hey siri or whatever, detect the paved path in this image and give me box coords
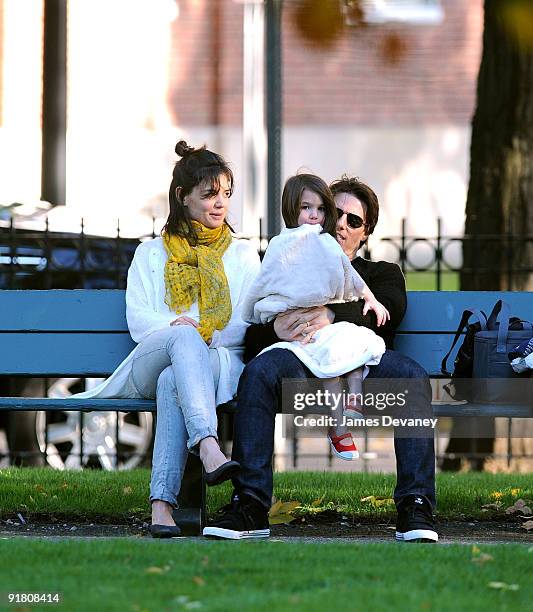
[1,520,531,545]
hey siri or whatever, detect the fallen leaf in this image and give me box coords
[123,486,133,495]
[472,553,494,565]
[481,502,502,512]
[145,565,170,574]
[360,495,395,509]
[521,520,533,531]
[201,556,209,567]
[269,500,283,515]
[192,576,205,586]
[268,500,301,525]
[488,582,519,591]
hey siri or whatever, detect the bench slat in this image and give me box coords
[432,403,532,418]
[3,290,532,333]
[394,333,458,375]
[1,397,529,418]
[0,290,128,331]
[398,291,533,332]
[0,398,156,410]
[0,333,135,376]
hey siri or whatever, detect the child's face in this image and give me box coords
[297,189,326,227]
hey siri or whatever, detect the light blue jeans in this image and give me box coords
[129,325,220,508]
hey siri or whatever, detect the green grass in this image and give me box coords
[1,469,531,521]
[0,539,531,611]
[405,271,459,291]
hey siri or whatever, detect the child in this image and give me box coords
[243,173,389,460]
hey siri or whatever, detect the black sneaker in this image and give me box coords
[395,494,438,543]
[203,493,270,540]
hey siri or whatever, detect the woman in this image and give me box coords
[74,141,260,538]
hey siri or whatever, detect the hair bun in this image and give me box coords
[175,140,195,158]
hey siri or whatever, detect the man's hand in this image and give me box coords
[274,306,334,345]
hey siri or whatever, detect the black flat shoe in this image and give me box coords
[204,460,240,487]
[149,524,182,538]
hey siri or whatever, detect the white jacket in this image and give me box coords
[73,236,261,404]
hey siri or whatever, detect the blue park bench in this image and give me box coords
[1,289,532,534]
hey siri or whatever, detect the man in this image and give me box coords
[203,176,437,543]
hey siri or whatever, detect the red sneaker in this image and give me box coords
[328,432,360,461]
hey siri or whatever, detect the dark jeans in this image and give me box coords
[231,348,436,509]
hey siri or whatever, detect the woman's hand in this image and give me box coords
[274,306,334,345]
[170,316,199,328]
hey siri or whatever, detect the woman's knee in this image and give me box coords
[167,323,203,342]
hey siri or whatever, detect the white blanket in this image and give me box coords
[259,321,385,377]
[243,224,385,377]
[242,224,366,324]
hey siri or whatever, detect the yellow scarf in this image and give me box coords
[162,222,232,342]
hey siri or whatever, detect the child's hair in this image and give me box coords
[163,140,234,244]
[281,173,337,237]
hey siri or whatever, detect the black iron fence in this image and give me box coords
[0,218,151,290]
[257,217,533,291]
[2,215,533,290]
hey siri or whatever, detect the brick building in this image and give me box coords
[0,0,483,244]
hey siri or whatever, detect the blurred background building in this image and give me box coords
[0,0,482,247]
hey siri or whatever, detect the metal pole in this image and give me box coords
[242,0,267,235]
[41,0,67,206]
[265,0,282,238]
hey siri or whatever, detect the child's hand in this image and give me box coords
[362,292,390,327]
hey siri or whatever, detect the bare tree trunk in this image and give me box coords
[448,1,533,470]
[461,0,533,291]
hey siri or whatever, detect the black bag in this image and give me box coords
[442,300,532,403]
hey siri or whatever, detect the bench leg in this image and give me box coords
[172,453,206,536]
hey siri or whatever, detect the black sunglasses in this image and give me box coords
[336,208,366,230]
